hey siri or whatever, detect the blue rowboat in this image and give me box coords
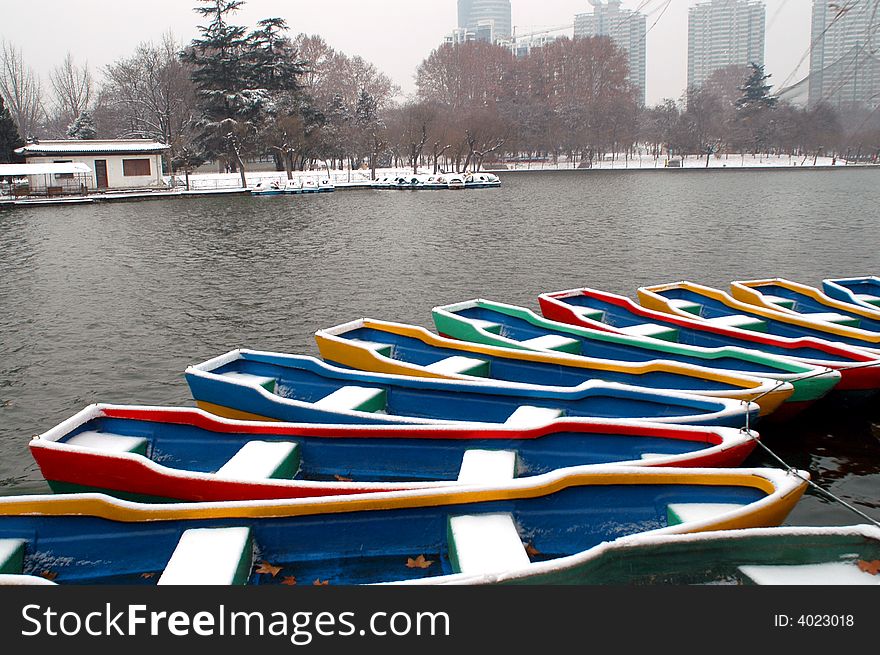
[823,276,880,311]
[433,298,839,414]
[185,350,757,427]
[731,278,880,333]
[315,319,793,417]
[639,281,880,353]
[30,404,759,503]
[538,288,880,397]
[0,465,806,585]
[402,525,880,585]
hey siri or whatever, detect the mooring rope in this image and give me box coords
[740,360,880,529]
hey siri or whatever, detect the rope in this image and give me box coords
[739,359,880,529]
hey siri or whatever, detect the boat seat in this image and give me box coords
[666,503,745,526]
[351,339,394,357]
[0,540,25,574]
[573,307,607,322]
[668,298,703,315]
[738,562,880,585]
[802,312,861,328]
[457,449,517,484]
[703,315,767,332]
[519,334,581,355]
[158,527,253,586]
[469,319,503,335]
[505,405,563,427]
[313,386,387,413]
[423,355,490,377]
[854,293,880,307]
[215,441,300,480]
[0,574,57,586]
[761,294,796,310]
[65,430,149,456]
[448,513,531,575]
[223,372,277,393]
[617,323,680,341]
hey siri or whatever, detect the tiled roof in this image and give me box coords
[16,140,170,154]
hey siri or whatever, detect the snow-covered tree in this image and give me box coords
[0,94,24,162]
[67,110,97,139]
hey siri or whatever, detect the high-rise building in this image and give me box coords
[457,0,512,42]
[687,0,766,90]
[808,0,880,108]
[574,0,647,105]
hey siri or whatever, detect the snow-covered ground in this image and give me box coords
[165,154,860,191]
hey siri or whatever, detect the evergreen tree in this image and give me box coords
[0,94,24,163]
[67,110,98,139]
[735,63,777,113]
[247,18,306,92]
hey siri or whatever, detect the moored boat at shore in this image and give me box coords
[315,318,793,417]
[433,298,839,416]
[823,276,880,311]
[0,465,806,585]
[29,404,759,503]
[731,278,880,332]
[185,349,758,427]
[410,524,880,585]
[538,287,880,398]
[640,281,880,352]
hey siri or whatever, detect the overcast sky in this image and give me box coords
[0,0,812,105]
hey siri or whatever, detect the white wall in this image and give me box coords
[25,153,166,191]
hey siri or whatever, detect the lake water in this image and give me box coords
[0,168,878,526]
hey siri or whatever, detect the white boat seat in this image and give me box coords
[65,430,149,456]
[854,293,880,307]
[519,334,581,354]
[738,562,880,585]
[448,513,531,575]
[351,339,394,357]
[0,540,25,574]
[158,527,253,586]
[802,312,860,327]
[573,307,606,322]
[617,323,680,341]
[457,450,517,484]
[668,298,703,315]
[704,315,767,332]
[215,441,300,480]
[423,355,490,377]
[0,574,57,586]
[666,503,745,526]
[761,294,796,310]
[469,319,503,335]
[505,405,563,427]
[223,372,277,393]
[313,386,387,413]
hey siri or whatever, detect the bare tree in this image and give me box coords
[50,53,94,131]
[0,40,44,140]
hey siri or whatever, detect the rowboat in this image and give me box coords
[464,172,501,188]
[433,298,839,415]
[407,525,880,585]
[538,288,880,396]
[315,319,793,417]
[29,404,759,503]
[0,465,806,585]
[731,278,880,333]
[186,350,757,427]
[639,281,880,353]
[823,276,880,311]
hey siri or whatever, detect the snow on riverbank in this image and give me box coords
[165,154,863,191]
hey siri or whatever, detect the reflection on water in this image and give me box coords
[0,169,878,525]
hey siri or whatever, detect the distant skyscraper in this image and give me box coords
[457,0,512,42]
[808,0,880,108]
[687,0,766,90]
[574,0,647,106]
